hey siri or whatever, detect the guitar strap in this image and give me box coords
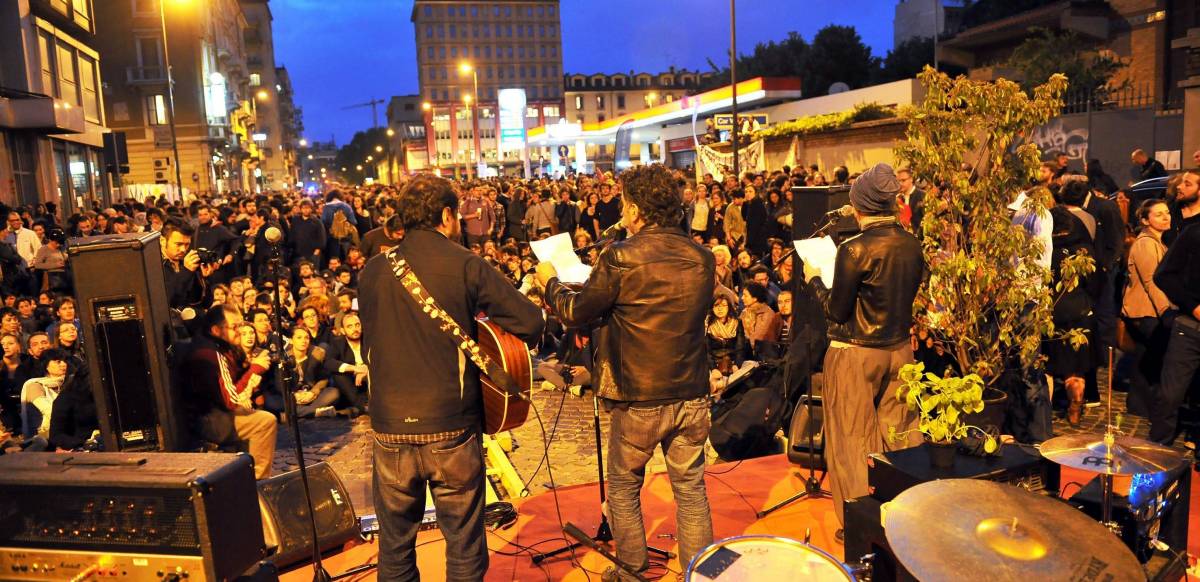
[384,247,524,400]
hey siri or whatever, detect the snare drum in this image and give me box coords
[686,535,855,581]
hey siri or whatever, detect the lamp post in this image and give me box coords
[460,62,480,178]
[385,127,396,183]
[422,101,439,175]
[729,0,739,181]
[158,0,185,197]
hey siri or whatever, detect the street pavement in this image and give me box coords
[272,381,1159,518]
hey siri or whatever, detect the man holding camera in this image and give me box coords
[160,217,218,310]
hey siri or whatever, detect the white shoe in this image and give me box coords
[314,406,336,418]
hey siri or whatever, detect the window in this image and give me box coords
[598,115,606,123]
[450,47,457,58]
[543,105,559,117]
[437,25,444,38]
[574,95,583,110]
[423,5,431,16]
[539,25,545,37]
[249,72,260,86]
[540,46,547,58]
[538,6,545,16]
[498,67,504,79]
[505,7,511,16]
[426,47,434,59]
[508,66,514,78]
[596,96,605,109]
[507,46,513,58]
[526,107,538,118]
[132,0,155,15]
[458,6,465,16]
[474,46,480,58]
[493,6,500,16]
[551,47,557,57]
[72,0,91,31]
[617,94,625,109]
[439,46,446,59]
[530,87,538,99]
[79,55,99,122]
[471,6,478,16]
[57,44,80,106]
[519,66,526,79]
[494,24,501,37]
[485,46,491,58]
[38,31,56,97]
[517,25,523,38]
[506,25,512,37]
[449,24,456,38]
[426,25,433,38]
[472,25,478,38]
[146,94,167,125]
[518,46,525,58]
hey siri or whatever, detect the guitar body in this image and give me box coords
[476,317,533,434]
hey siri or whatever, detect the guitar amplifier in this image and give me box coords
[0,453,265,581]
[868,443,1059,503]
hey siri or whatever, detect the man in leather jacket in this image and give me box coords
[803,163,924,542]
[538,165,715,579]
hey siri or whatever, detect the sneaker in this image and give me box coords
[539,380,557,392]
[1085,401,1101,409]
[314,406,336,418]
[567,385,584,397]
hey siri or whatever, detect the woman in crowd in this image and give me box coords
[287,326,338,418]
[712,245,735,290]
[54,321,81,359]
[48,364,97,451]
[708,191,727,243]
[0,333,34,433]
[19,349,69,440]
[740,282,781,354]
[706,296,749,374]
[1121,198,1174,417]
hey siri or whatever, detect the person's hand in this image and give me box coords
[354,363,369,376]
[354,371,367,386]
[251,351,271,370]
[802,260,821,284]
[570,366,588,378]
[294,389,316,405]
[535,262,557,287]
[200,262,218,278]
[183,250,201,272]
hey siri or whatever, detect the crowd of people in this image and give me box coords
[0,146,1193,482]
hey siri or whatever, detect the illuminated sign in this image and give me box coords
[498,88,527,150]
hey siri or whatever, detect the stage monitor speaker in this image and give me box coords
[790,185,857,243]
[786,394,824,470]
[868,443,1059,503]
[257,462,359,569]
[0,452,265,582]
[69,232,185,452]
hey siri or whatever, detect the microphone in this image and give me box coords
[824,205,854,218]
[598,221,624,240]
[264,226,283,244]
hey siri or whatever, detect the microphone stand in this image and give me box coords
[756,213,844,518]
[266,232,331,582]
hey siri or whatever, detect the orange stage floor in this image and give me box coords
[281,453,1200,581]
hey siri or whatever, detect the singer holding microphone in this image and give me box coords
[802,163,924,542]
[536,165,715,578]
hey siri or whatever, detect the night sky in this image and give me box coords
[272,0,899,145]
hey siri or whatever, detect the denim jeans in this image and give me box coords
[1151,315,1200,444]
[606,396,713,578]
[373,430,487,582]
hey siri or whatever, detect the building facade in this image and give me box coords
[0,0,108,214]
[382,94,429,181]
[892,0,964,49]
[411,0,564,175]
[563,68,713,125]
[240,0,297,191]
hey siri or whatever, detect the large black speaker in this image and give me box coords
[257,462,359,568]
[69,232,184,452]
[790,185,857,243]
[786,393,824,469]
[0,452,266,581]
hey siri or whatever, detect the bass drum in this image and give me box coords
[686,535,855,581]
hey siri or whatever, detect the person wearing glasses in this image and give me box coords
[4,212,39,268]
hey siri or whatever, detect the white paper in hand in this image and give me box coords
[793,236,837,286]
[530,233,593,284]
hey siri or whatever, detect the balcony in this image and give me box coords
[0,88,85,134]
[127,66,167,85]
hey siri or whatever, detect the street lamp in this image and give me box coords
[459,62,480,177]
[298,138,308,147]
[256,89,269,101]
[366,156,373,162]
[386,128,395,137]
[375,145,383,153]
[157,0,189,197]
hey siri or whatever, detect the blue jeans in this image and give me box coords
[606,396,713,578]
[372,430,487,581]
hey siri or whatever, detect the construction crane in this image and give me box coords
[341,98,386,129]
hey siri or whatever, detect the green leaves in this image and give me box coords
[894,363,989,445]
[896,67,1075,389]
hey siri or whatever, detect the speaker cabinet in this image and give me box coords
[257,462,358,568]
[790,185,857,243]
[786,394,824,470]
[69,232,184,452]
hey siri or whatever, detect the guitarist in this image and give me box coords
[358,174,544,582]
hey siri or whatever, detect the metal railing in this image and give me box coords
[1061,84,1183,115]
[126,66,166,84]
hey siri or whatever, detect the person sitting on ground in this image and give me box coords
[19,348,70,442]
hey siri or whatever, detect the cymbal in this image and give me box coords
[885,479,1143,582]
[1039,433,1183,476]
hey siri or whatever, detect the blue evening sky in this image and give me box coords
[271,0,899,144]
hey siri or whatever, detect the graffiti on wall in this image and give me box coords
[1030,118,1089,161]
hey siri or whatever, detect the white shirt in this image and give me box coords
[692,199,709,232]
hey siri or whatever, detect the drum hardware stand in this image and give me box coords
[1099,346,1121,535]
[564,522,650,582]
[533,394,671,564]
[265,236,331,582]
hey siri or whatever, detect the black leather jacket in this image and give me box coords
[814,220,923,347]
[545,226,714,402]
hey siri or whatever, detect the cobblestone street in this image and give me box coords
[272,375,1164,520]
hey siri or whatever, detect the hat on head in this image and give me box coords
[849,163,901,215]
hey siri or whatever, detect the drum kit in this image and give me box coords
[687,350,1188,581]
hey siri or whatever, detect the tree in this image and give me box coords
[1006,28,1125,98]
[806,25,880,95]
[335,127,388,184]
[895,67,1093,384]
[701,32,810,92]
[876,37,967,84]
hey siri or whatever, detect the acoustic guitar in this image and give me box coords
[475,317,533,434]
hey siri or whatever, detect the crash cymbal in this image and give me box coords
[885,479,1143,582]
[1039,433,1183,476]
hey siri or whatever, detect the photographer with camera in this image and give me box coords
[194,205,238,285]
[160,217,217,310]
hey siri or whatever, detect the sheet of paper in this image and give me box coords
[793,236,837,287]
[530,233,593,284]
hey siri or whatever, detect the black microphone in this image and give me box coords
[598,221,624,240]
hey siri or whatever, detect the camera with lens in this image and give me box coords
[195,247,222,266]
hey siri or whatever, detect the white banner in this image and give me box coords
[696,140,765,181]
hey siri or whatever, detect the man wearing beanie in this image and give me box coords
[802,162,925,542]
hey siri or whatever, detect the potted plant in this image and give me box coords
[894,68,1094,441]
[890,361,998,468]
